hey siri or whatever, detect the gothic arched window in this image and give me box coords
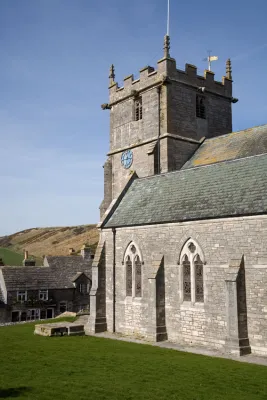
[180,239,204,303]
[124,243,143,297]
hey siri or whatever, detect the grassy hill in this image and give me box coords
[0,224,99,265]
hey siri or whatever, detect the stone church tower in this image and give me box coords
[100,35,236,217]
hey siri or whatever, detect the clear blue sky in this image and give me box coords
[1,0,266,235]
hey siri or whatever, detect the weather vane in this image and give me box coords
[203,50,218,71]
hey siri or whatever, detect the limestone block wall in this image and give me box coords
[111,143,156,199]
[101,215,267,355]
[110,87,159,152]
[168,81,232,140]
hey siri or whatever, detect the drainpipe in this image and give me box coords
[157,86,161,174]
[112,228,116,333]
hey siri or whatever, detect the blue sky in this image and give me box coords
[0,0,266,235]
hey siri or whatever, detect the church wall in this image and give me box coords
[168,81,232,140]
[167,137,199,171]
[102,215,267,355]
[111,144,156,199]
[207,95,232,137]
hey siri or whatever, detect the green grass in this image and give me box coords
[0,321,267,400]
[0,247,42,266]
[0,247,24,265]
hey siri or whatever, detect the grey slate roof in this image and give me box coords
[183,124,267,169]
[1,256,92,291]
[103,154,267,228]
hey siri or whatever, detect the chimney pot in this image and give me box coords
[81,244,91,260]
[69,248,75,255]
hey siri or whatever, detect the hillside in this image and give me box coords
[0,225,99,264]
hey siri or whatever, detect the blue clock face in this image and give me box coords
[121,150,133,169]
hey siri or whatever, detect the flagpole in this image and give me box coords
[167,0,170,36]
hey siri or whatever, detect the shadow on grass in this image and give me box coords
[0,387,31,398]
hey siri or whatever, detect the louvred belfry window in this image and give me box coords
[135,97,143,121]
[196,95,206,119]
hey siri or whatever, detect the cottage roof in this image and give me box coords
[183,124,267,169]
[103,153,267,228]
[1,256,92,291]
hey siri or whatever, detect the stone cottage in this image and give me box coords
[0,245,92,323]
[85,35,267,357]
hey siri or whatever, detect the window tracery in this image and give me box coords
[180,239,204,303]
[124,243,143,297]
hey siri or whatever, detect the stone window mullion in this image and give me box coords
[190,253,196,304]
[132,254,135,297]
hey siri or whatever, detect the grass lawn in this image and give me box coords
[0,247,24,265]
[0,320,266,400]
[0,248,42,266]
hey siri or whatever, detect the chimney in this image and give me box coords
[81,244,91,260]
[23,249,35,266]
[69,248,75,256]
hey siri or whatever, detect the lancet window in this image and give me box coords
[180,239,204,303]
[124,243,142,297]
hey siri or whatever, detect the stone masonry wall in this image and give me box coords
[111,143,156,199]
[101,215,267,355]
[110,88,159,152]
[168,81,232,140]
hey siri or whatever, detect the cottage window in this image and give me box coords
[39,290,48,301]
[27,309,40,320]
[17,290,27,302]
[124,243,143,297]
[196,95,206,119]
[134,97,143,121]
[79,283,90,294]
[180,239,204,303]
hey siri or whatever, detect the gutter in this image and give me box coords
[112,227,116,333]
[157,86,161,174]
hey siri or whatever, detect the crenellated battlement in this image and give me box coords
[108,56,233,105]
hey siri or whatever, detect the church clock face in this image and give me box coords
[121,150,133,169]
